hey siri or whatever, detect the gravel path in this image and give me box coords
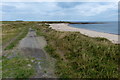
[18,28,56,78]
[19,29,47,58]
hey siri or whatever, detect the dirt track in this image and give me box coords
[18,28,56,78]
[19,28,47,58]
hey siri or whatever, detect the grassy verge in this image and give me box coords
[0,56,2,79]
[34,23,119,78]
[2,21,37,50]
[2,22,30,50]
[4,27,28,50]
[2,55,35,78]
[2,22,26,44]
[2,21,36,78]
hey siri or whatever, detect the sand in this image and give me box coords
[50,23,120,44]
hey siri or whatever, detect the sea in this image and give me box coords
[69,22,119,35]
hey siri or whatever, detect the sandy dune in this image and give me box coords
[50,23,120,44]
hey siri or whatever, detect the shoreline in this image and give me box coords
[49,23,120,44]
[68,24,119,35]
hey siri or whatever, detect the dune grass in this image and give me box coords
[34,23,119,78]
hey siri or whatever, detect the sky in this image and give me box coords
[1,2,118,21]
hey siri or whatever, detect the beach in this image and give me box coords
[50,23,120,44]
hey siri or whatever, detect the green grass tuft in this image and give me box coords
[2,56,35,78]
[45,45,60,59]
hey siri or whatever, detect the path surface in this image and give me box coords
[18,28,56,78]
[19,28,47,58]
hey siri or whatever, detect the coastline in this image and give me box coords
[49,23,120,44]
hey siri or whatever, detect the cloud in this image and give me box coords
[57,2,81,8]
[2,0,119,2]
[1,2,118,21]
[2,2,60,14]
[2,5,17,12]
[52,2,117,17]
[74,2,118,16]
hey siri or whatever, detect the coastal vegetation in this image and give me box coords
[2,22,36,78]
[34,23,119,78]
[2,21,29,50]
[2,55,35,78]
[1,21,119,78]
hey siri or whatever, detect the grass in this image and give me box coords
[2,21,35,50]
[33,23,119,78]
[45,45,60,59]
[0,56,2,79]
[2,21,37,78]
[2,22,28,48]
[4,27,28,50]
[2,22,119,78]
[2,55,35,78]
[94,37,111,42]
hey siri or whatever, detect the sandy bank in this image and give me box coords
[50,23,120,44]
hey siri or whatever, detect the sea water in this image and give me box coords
[69,22,119,35]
